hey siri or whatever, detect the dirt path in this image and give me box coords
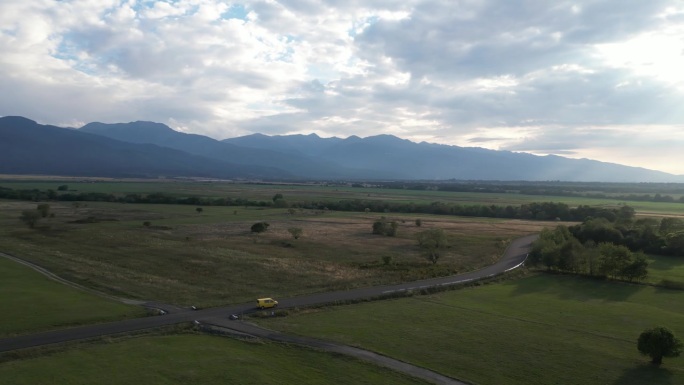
[0,251,187,313]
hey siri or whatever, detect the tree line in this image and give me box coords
[370,181,684,204]
[0,186,635,222]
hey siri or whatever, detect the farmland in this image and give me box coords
[2,179,684,384]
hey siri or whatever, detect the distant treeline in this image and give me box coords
[372,182,684,203]
[0,186,632,222]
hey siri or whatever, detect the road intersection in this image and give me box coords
[0,234,537,353]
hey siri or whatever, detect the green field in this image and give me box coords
[647,254,684,286]
[257,273,684,385]
[3,180,684,384]
[0,334,430,385]
[0,255,144,337]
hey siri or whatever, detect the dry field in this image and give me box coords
[0,200,553,307]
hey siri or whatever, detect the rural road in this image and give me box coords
[0,233,537,354]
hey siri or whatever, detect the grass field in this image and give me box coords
[3,180,684,384]
[257,273,684,385]
[647,255,684,286]
[0,256,144,337]
[3,180,684,216]
[0,333,430,385]
[0,199,547,307]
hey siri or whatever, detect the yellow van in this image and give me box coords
[256,297,278,309]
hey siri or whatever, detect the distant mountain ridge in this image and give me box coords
[1,116,681,182]
[223,132,681,182]
[0,116,289,179]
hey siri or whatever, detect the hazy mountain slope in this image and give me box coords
[225,132,682,182]
[6,115,680,182]
[0,117,289,179]
[80,122,361,179]
[223,133,343,157]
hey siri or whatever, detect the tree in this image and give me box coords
[621,254,648,282]
[372,219,398,236]
[251,222,270,233]
[57,185,69,191]
[598,243,633,279]
[417,228,448,264]
[415,218,422,227]
[273,198,288,208]
[659,217,684,235]
[196,207,203,214]
[638,326,683,365]
[287,227,303,239]
[37,203,51,218]
[20,210,41,228]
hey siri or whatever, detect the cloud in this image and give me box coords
[1,0,683,173]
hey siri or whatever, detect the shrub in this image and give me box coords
[251,222,270,233]
[372,220,398,236]
[288,227,303,239]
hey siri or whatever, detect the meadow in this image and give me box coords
[3,179,684,216]
[0,198,548,307]
[0,256,144,337]
[2,179,684,385]
[0,333,430,385]
[257,273,684,385]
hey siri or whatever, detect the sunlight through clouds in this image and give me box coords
[1,0,684,173]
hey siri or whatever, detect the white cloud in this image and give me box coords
[1,0,684,174]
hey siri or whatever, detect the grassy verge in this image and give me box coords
[256,273,684,385]
[0,256,145,337]
[0,334,431,385]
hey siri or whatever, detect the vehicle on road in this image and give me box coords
[256,297,278,309]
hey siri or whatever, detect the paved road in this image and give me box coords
[0,233,537,353]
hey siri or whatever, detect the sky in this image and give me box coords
[1,1,684,175]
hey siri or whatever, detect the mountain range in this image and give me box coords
[1,116,681,182]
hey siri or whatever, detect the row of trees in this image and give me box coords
[0,187,633,223]
[374,181,684,204]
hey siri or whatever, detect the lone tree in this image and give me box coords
[196,207,203,214]
[272,193,288,208]
[372,218,398,236]
[20,210,41,228]
[638,326,683,365]
[417,228,448,264]
[287,227,303,240]
[251,222,270,233]
[37,203,51,218]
